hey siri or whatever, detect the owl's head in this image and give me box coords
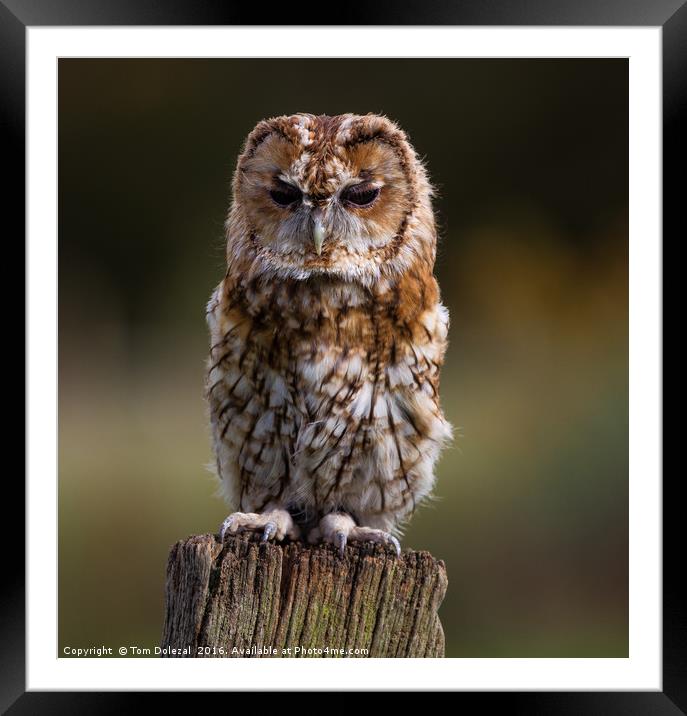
[226,113,436,287]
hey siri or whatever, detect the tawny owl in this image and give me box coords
[206,113,451,556]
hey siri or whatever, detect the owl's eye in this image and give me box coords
[342,183,381,208]
[269,182,302,207]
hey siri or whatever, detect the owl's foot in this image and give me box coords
[308,513,401,558]
[218,508,300,544]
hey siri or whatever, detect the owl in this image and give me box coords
[206,113,452,556]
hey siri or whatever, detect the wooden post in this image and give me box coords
[161,534,448,658]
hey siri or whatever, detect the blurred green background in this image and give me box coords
[58,59,628,657]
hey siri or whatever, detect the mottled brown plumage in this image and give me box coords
[206,113,451,554]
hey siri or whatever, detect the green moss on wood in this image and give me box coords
[162,533,447,658]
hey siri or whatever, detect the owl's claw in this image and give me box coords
[217,509,301,544]
[219,516,234,543]
[336,531,347,558]
[261,522,277,543]
[313,513,402,558]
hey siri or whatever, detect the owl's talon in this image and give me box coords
[219,516,234,542]
[336,531,347,558]
[315,513,402,557]
[217,509,300,544]
[261,522,277,543]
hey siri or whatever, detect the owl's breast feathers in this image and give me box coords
[214,260,446,390]
[206,260,451,527]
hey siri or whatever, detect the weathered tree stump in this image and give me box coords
[161,533,448,657]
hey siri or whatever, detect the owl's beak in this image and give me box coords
[311,213,326,256]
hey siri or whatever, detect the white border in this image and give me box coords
[27,27,661,691]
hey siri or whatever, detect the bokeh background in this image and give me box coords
[58,59,628,657]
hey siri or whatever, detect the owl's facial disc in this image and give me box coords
[233,115,417,283]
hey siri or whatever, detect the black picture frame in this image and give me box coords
[5,0,675,710]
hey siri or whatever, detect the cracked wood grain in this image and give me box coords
[161,534,447,658]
